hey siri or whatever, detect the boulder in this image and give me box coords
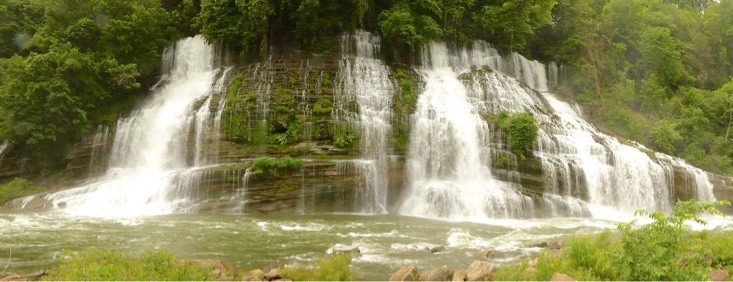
[549,241,563,250]
[419,265,454,281]
[24,270,47,280]
[452,269,467,281]
[390,264,420,281]
[241,269,265,281]
[428,246,446,254]
[710,269,730,281]
[474,249,495,259]
[263,260,284,274]
[264,268,281,281]
[550,273,576,281]
[465,260,495,281]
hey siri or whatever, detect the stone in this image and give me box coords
[429,245,446,254]
[530,242,548,248]
[241,269,265,281]
[263,260,284,273]
[475,249,495,259]
[56,201,67,209]
[452,269,467,281]
[549,241,563,250]
[465,260,495,281]
[710,269,730,281]
[390,264,419,281]
[419,265,454,281]
[264,268,281,281]
[550,273,576,281]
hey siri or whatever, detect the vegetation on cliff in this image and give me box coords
[0,177,41,204]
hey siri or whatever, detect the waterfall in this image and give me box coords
[399,42,534,221]
[442,40,713,217]
[0,140,8,165]
[337,31,394,213]
[399,40,716,221]
[43,36,225,217]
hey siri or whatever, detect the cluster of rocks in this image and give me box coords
[388,260,580,282]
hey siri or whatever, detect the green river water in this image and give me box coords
[2,211,731,280]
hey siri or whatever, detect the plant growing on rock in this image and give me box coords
[495,111,539,158]
[253,156,303,175]
[0,177,42,204]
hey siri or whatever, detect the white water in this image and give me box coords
[402,40,716,221]
[399,42,534,221]
[43,36,224,217]
[337,31,394,213]
[0,140,8,165]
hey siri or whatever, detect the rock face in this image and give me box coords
[390,264,420,281]
[419,265,454,281]
[465,260,495,281]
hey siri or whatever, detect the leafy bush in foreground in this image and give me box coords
[494,200,733,281]
[45,249,213,281]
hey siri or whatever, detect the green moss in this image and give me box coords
[45,249,214,281]
[0,178,43,204]
[280,254,353,281]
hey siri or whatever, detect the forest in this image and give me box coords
[0,0,732,175]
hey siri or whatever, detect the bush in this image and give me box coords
[313,99,333,115]
[495,111,539,158]
[280,254,353,281]
[253,156,303,175]
[0,177,43,204]
[494,200,732,281]
[46,249,213,281]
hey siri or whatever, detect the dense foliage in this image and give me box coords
[0,0,183,164]
[494,200,733,281]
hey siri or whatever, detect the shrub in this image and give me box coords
[45,249,213,281]
[280,254,352,281]
[495,111,539,158]
[493,200,732,281]
[313,99,333,115]
[0,177,43,204]
[253,156,303,175]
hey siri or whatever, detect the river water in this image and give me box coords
[2,211,731,280]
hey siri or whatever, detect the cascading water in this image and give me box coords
[432,40,715,218]
[337,31,394,213]
[0,140,8,165]
[399,42,535,221]
[42,36,224,217]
